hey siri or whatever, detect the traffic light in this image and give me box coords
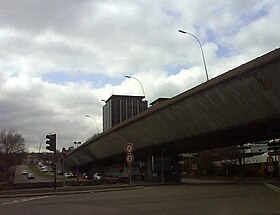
[46,133,56,152]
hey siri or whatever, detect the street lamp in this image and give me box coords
[125,75,147,101]
[178,29,209,81]
[85,114,100,133]
[74,141,81,182]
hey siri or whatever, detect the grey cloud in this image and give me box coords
[0,0,279,151]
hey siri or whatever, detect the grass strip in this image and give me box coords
[29,165,53,179]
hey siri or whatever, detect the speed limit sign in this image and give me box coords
[126,153,134,164]
[126,143,134,153]
[267,156,274,163]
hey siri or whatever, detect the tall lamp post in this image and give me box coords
[125,75,147,101]
[178,29,209,81]
[74,141,81,182]
[85,114,100,133]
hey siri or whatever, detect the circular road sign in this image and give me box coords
[267,156,274,163]
[268,165,274,172]
[126,153,134,165]
[126,143,134,153]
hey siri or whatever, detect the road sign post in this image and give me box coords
[267,140,280,178]
[125,143,134,186]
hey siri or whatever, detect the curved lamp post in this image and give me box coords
[125,75,147,101]
[178,29,209,81]
[85,114,100,133]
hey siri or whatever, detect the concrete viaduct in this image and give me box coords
[65,48,280,170]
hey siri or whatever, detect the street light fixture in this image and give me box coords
[178,29,209,81]
[85,114,100,133]
[125,75,147,101]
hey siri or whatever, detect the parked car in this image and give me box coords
[27,173,35,179]
[57,170,63,175]
[93,172,103,180]
[22,170,28,175]
[64,172,73,178]
[82,173,92,180]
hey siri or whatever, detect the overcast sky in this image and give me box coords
[0,0,279,152]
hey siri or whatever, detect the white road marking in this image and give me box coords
[2,195,55,205]
[264,183,280,193]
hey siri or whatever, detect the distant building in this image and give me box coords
[102,95,148,131]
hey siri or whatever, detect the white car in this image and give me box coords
[27,173,35,179]
[93,173,103,180]
[22,170,28,175]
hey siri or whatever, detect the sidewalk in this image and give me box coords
[181,178,235,184]
[181,177,280,189]
[0,183,147,198]
[1,178,279,198]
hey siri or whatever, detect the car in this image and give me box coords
[22,170,28,175]
[57,170,63,175]
[27,173,35,179]
[82,173,92,180]
[64,172,73,178]
[42,168,48,173]
[93,172,103,180]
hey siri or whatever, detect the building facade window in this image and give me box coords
[103,95,148,131]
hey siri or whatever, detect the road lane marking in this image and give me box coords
[264,183,280,193]
[2,195,55,205]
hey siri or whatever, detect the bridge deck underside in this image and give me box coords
[65,49,280,167]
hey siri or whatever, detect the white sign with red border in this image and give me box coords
[268,165,274,172]
[126,153,134,164]
[267,156,274,163]
[126,143,134,153]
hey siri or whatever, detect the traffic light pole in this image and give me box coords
[54,149,57,190]
[46,133,57,190]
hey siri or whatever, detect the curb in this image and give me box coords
[0,186,146,199]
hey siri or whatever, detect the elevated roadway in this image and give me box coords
[65,48,280,167]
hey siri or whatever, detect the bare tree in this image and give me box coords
[0,129,25,153]
[0,129,25,181]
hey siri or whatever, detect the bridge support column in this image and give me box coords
[147,155,153,182]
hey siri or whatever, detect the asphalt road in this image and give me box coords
[1,183,280,215]
[13,165,54,183]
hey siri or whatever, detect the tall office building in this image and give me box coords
[103,95,148,131]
